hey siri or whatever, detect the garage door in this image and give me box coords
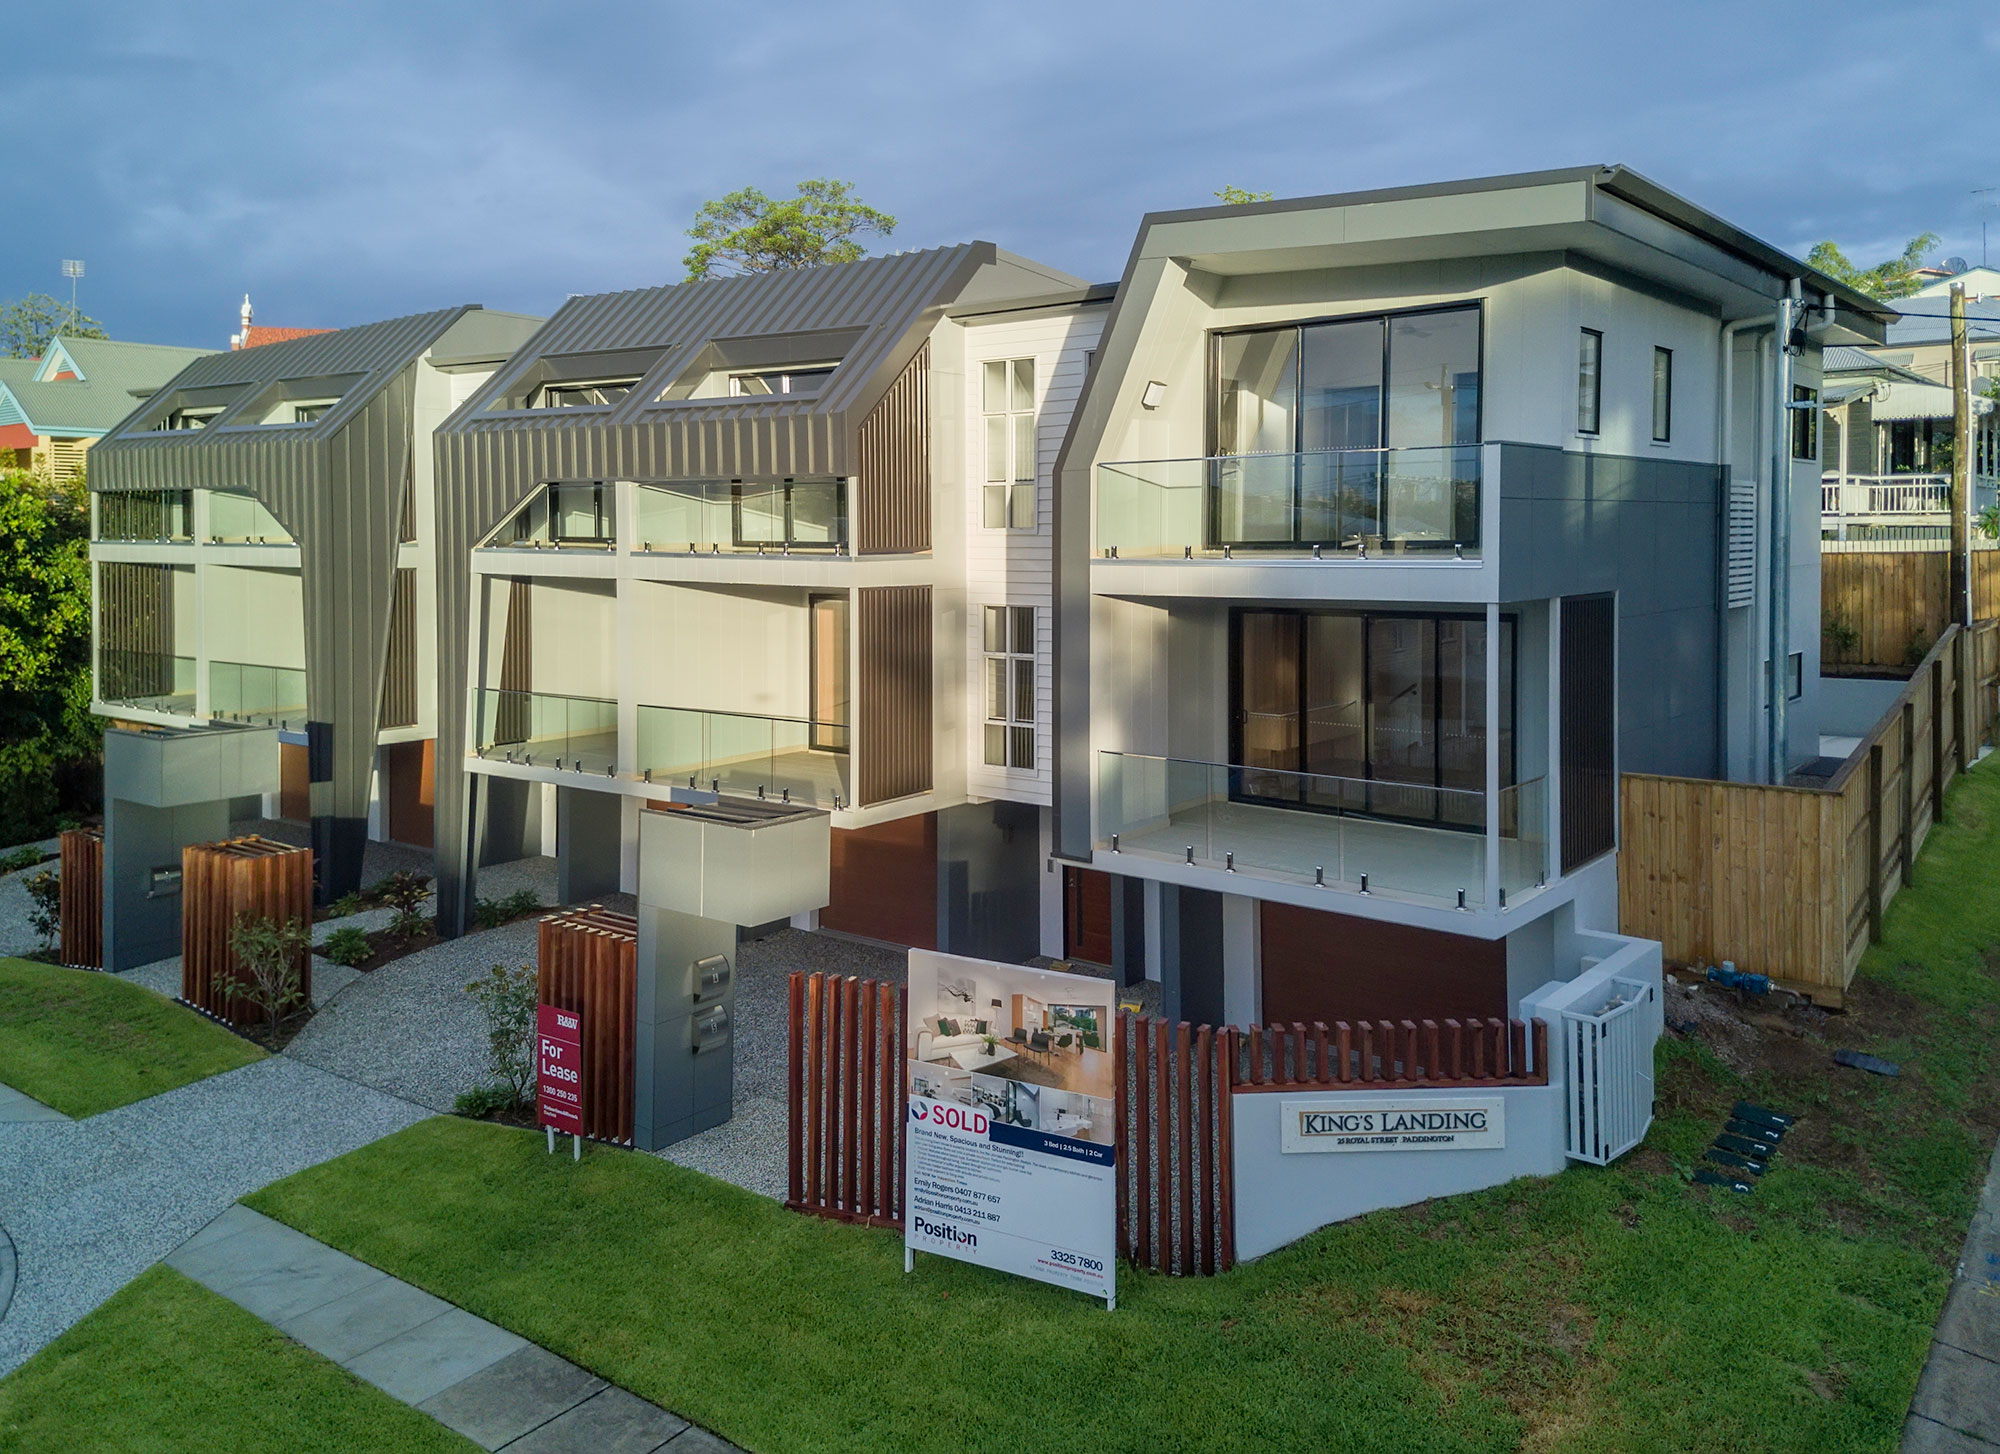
[822,813,937,949]
[1259,900,1506,1026]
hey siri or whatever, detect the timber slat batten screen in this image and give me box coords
[536,906,636,1144]
[856,585,933,805]
[1234,1016,1548,1090]
[1620,621,1999,1004]
[853,343,930,555]
[58,827,103,969]
[180,836,313,1025]
[1115,1013,1235,1276]
[787,970,905,1229]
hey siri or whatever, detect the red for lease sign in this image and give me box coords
[537,1004,583,1134]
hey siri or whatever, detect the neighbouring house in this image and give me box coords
[1819,342,1998,540]
[1909,263,2000,301]
[0,335,215,476]
[229,295,333,351]
[430,244,1107,953]
[82,305,543,958]
[1048,165,1886,1039]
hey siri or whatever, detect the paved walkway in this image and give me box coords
[169,1206,734,1452]
[0,1084,66,1124]
[0,1056,427,1376]
[1905,1133,2000,1449]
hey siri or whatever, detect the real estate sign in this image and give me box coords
[903,950,1117,1308]
[537,1003,583,1135]
[1279,1095,1506,1153]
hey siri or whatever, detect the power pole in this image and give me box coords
[1951,282,1971,627]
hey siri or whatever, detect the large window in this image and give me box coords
[982,358,1037,530]
[537,379,640,408]
[505,483,615,545]
[1652,347,1672,443]
[1576,328,1603,435]
[733,479,845,550]
[730,367,836,396]
[1231,607,1514,828]
[1208,304,1481,550]
[983,605,1036,769]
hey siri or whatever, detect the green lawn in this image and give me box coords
[242,763,2000,1454]
[0,958,264,1116]
[0,1265,475,1453]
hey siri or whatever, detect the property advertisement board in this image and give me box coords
[537,1004,583,1135]
[903,950,1117,1308]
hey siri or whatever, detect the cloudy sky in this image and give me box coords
[8,0,1999,347]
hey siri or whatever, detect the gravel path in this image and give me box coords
[0,846,58,961]
[0,1057,428,1376]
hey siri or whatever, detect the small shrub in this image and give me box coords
[222,912,311,1042]
[454,1083,521,1119]
[465,963,539,1109]
[0,844,49,875]
[25,870,60,952]
[375,871,433,939]
[319,926,372,967]
[1823,609,1859,659]
[327,891,363,918]
[472,889,541,929]
[1906,629,1934,667]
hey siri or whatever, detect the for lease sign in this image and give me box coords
[537,1004,583,1134]
[1280,1095,1506,1153]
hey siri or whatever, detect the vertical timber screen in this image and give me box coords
[787,971,907,1229]
[536,906,637,1145]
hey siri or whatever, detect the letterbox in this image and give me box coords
[691,954,730,1005]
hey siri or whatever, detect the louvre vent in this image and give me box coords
[1725,474,1756,609]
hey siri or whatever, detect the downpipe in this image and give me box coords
[1767,280,1803,786]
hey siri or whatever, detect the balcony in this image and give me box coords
[1096,446,1480,560]
[1822,472,2000,541]
[632,479,847,556]
[1096,751,1545,909]
[209,660,307,727]
[474,689,618,774]
[637,706,849,807]
[98,649,196,715]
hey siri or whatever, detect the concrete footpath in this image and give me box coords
[169,1206,736,1453]
[1904,1134,2000,1450]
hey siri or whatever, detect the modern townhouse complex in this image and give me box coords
[431,245,1107,951]
[1050,166,1885,1030]
[84,306,543,940]
[0,335,214,475]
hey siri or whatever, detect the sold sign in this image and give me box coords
[537,1004,583,1134]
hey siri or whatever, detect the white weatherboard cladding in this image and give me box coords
[962,308,1104,806]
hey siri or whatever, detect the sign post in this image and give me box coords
[902,951,1118,1309]
[537,1003,583,1161]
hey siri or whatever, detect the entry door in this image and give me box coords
[809,593,849,752]
[1063,866,1115,965]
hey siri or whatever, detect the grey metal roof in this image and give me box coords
[1822,345,1933,385]
[1886,299,2000,346]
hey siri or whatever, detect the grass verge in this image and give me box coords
[0,958,264,1116]
[0,1264,474,1452]
[244,763,2000,1454]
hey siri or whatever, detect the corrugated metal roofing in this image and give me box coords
[1887,299,2000,346]
[1871,380,1996,422]
[1822,345,1932,384]
[0,336,214,435]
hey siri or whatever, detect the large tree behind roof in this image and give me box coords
[0,294,107,358]
[683,179,896,281]
[1804,232,1941,302]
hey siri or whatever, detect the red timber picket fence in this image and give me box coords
[180,836,313,1025]
[784,971,1549,1278]
[58,826,103,969]
[536,905,637,1145]
[786,971,906,1228]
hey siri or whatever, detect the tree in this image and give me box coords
[0,468,96,843]
[1804,232,1941,301]
[684,180,896,281]
[222,911,311,1043]
[0,294,107,358]
[464,963,540,1110]
[1215,186,1274,205]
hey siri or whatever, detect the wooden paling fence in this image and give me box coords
[1621,621,2000,1004]
[787,971,906,1229]
[1235,1016,1549,1090]
[536,906,637,1145]
[1116,1014,1235,1275]
[180,836,313,1025]
[58,827,102,969]
[1822,548,2000,670]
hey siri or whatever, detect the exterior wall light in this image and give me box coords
[1140,380,1167,410]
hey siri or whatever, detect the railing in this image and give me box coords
[637,704,850,806]
[97,649,196,714]
[95,489,193,543]
[208,660,307,725]
[474,689,618,773]
[206,492,294,545]
[1096,445,1480,559]
[1095,750,1545,908]
[1822,472,2000,521]
[633,479,848,555]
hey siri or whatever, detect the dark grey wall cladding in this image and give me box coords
[88,307,473,900]
[1496,442,1723,780]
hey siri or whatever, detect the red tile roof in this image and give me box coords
[234,325,333,350]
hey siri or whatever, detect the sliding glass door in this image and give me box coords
[1230,607,1513,828]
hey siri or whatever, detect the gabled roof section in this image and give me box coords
[0,336,215,436]
[236,324,335,349]
[1823,345,1932,385]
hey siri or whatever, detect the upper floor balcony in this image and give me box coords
[1097,444,1481,562]
[1821,471,2000,540]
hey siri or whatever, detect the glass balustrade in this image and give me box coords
[474,689,619,774]
[1095,750,1546,908]
[98,649,196,714]
[1095,445,1481,559]
[633,480,847,554]
[208,660,308,725]
[636,705,849,806]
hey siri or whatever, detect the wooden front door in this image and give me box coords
[279,742,310,822]
[1063,866,1115,965]
[384,739,435,848]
